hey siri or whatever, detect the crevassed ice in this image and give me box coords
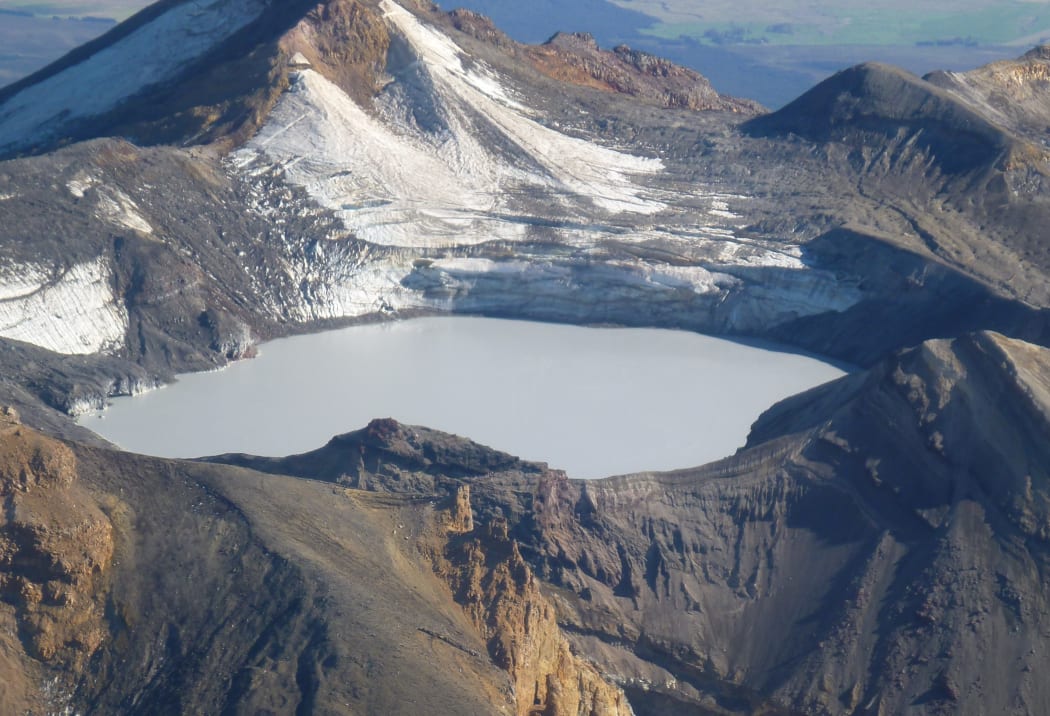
[234,68,526,249]
[0,257,128,355]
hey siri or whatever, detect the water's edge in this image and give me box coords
[78,316,846,479]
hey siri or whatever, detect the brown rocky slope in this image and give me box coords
[445,10,760,114]
[0,407,631,714]
[210,331,1050,715]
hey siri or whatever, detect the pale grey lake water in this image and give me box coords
[79,317,846,478]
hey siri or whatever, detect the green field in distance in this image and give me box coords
[610,0,1050,47]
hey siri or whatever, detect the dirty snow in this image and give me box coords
[708,198,740,219]
[0,0,268,154]
[234,69,528,248]
[96,186,153,234]
[67,173,100,198]
[0,257,128,354]
[233,0,666,248]
[379,0,663,215]
[297,258,418,321]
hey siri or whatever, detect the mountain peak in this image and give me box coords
[0,0,760,160]
[545,30,600,49]
[0,0,394,158]
[1022,44,1050,62]
[745,59,1016,173]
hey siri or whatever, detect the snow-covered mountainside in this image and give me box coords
[0,0,867,363]
[0,0,1048,402]
[225,0,859,330]
[235,0,667,243]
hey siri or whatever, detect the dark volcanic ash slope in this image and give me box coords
[208,330,1050,715]
[745,58,1050,311]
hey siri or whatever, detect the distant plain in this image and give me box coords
[0,0,1043,106]
[615,0,1050,47]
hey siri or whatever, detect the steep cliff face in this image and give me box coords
[432,495,633,716]
[0,406,113,714]
[278,0,390,105]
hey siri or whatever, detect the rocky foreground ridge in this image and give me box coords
[0,331,1047,714]
[0,403,634,715]
[206,330,1050,715]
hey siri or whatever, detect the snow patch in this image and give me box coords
[95,186,153,234]
[429,257,529,274]
[0,257,128,354]
[708,199,739,220]
[67,172,99,198]
[380,0,663,215]
[715,239,806,269]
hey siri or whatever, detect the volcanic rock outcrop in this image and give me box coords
[0,407,113,714]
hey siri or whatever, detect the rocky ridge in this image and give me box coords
[0,405,644,715]
[925,45,1050,146]
[446,10,760,114]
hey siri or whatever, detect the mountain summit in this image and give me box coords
[0,0,752,159]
